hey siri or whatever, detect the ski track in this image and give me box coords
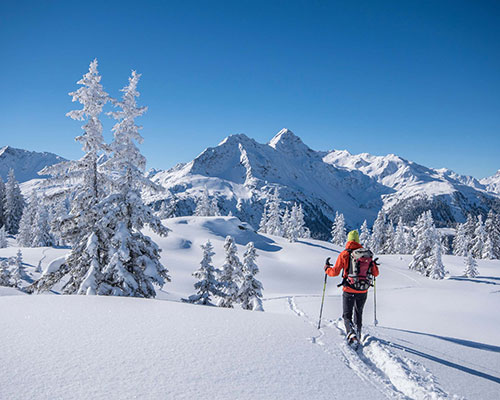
[285,295,463,400]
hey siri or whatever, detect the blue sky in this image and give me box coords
[0,0,499,178]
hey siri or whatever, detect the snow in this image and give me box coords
[1,216,499,399]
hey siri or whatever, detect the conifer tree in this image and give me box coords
[463,250,479,278]
[17,192,38,247]
[210,196,220,216]
[184,240,221,305]
[429,237,446,279]
[32,202,54,247]
[409,211,438,276]
[0,226,7,248]
[217,235,243,308]
[238,242,264,311]
[382,222,395,254]
[359,220,371,248]
[370,210,387,254]
[452,221,468,256]
[195,189,212,216]
[393,218,408,254]
[330,212,346,246]
[0,259,12,286]
[11,250,27,287]
[3,169,24,235]
[0,177,5,228]
[484,211,500,259]
[470,215,486,259]
[294,204,310,238]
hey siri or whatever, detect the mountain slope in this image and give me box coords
[481,170,500,194]
[0,146,66,183]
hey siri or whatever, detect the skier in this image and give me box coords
[324,230,379,346]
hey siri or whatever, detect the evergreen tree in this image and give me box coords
[393,218,408,254]
[484,211,500,259]
[98,70,170,298]
[452,221,468,256]
[382,222,395,254]
[238,242,264,311]
[470,215,486,259]
[195,189,212,216]
[259,188,282,237]
[409,211,437,276]
[3,169,24,235]
[184,240,221,305]
[32,202,55,247]
[330,212,346,246]
[294,204,310,239]
[0,259,12,286]
[0,177,5,228]
[217,235,242,308]
[463,250,479,278]
[17,192,38,247]
[209,196,220,216]
[11,250,27,287]
[359,220,371,248]
[429,237,446,279]
[0,226,7,248]
[31,59,110,295]
[370,210,387,254]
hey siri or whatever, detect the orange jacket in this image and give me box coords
[325,241,379,293]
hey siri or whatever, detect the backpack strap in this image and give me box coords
[337,249,353,288]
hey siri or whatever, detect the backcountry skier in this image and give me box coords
[324,230,379,346]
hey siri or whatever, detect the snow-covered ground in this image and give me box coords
[1,216,499,399]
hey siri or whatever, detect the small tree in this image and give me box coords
[0,259,13,286]
[409,211,437,276]
[3,169,24,235]
[370,210,387,254]
[11,250,28,287]
[195,189,212,217]
[484,211,500,259]
[393,218,408,254]
[463,250,479,278]
[17,192,38,246]
[184,240,222,305]
[0,178,6,228]
[330,211,346,246]
[470,215,486,259]
[359,220,371,248]
[0,226,7,248]
[217,235,242,308]
[238,242,264,311]
[429,238,446,279]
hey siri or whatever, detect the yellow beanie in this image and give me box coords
[347,230,360,243]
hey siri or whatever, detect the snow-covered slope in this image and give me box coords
[0,145,66,182]
[481,170,500,194]
[1,216,499,399]
[323,149,500,225]
[147,129,390,239]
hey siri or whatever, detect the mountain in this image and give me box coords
[323,149,500,225]
[0,146,66,183]
[481,170,500,194]
[146,129,500,238]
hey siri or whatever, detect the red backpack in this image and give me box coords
[344,248,375,291]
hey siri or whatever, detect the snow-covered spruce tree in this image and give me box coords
[97,70,170,298]
[0,177,5,228]
[0,259,12,286]
[409,211,437,276]
[263,188,283,237]
[429,236,446,280]
[0,226,7,248]
[195,189,212,217]
[331,211,346,246]
[3,169,24,235]
[393,218,408,254]
[359,220,371,248]
[452,221,468,256]
[283,206,299,243]
[217,235,243,308]
[238,242,264,311]
[470,215,486,259]
[382,222,395,254]
[31,59,110,295]
[370,210,387,254]
[184,240,221,305]
[484,210,500,259]
[32,202,54,247]
[17,192,39,247]
[258,202,268,233]
[50,198,70,246]
[294,203,310,239]
[11,250,27,287]
[463,250,479,278]
[210,196,220,216]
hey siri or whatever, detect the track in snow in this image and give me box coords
[283,295,463,400]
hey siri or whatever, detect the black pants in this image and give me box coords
[342,291,367,337]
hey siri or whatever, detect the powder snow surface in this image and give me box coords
[1,216,499,399]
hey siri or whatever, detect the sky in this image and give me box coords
[0,0,499,178]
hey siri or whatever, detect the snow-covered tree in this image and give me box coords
[210,196,220,216]
[11,250,27,287]
[463,250,479,278]
[452,221,468,256]
[294,204,310,238]
[184,240,222,305]
[195,189,212,216]
[32,59,110,295]
[50,198,70,246]
[393,218,408,254]
[259,188,282,237]
[409,211,438,276]
[0,178,5,228]
[429,237,446,279]
[0,226,7,248]
[238,242,264,311]
[382,222,395,254]
[484,211,500,259]
[217,235,243,308]
[3,169,24,234]
[0,259,12,286]
[17,192,39,247]
[32,202,55,247]
[97,70,170,298]
[470,215,486,259]
[359,220,371,248]
[330,211,346,246]
[370,210,387,254]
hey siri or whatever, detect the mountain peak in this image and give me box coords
[268,129,311,156]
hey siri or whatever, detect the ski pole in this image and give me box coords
[318,257,331,329]
[373,277,378,326]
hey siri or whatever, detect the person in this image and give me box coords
[324,230,379,344]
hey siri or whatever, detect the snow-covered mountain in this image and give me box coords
[323,149,500,225]
[146,129,499,238]
[481,170,500,194]
[0,146,66,183]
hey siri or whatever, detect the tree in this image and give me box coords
[294,204,310,239]
[470,215,486,259]
[359,220,371,248]
[452,221,468,256]
[3,169,24,234]
[382,222,395,254]
[409,211,438,276]
[195,189,212,216]
[484,211,500,259]
[393,218,408,254]
[370,210,387,254]
[0,178,5,228]
[17,192,38,246]
[210,196,220,216]
[11,250,27,287]
[32,59,110,295]
[32,202,55,247]
[0,259,12,286]
[184,240,222,305]
[263,188,282,237]
[238,242,264,311]
[0,226,7,248]
[463,250,479,278]
[217,235,242,308]
[98,70,170,298]
[330,212,346,246]
[429,237,446,279]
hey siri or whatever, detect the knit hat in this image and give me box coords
[347,230,360,243]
